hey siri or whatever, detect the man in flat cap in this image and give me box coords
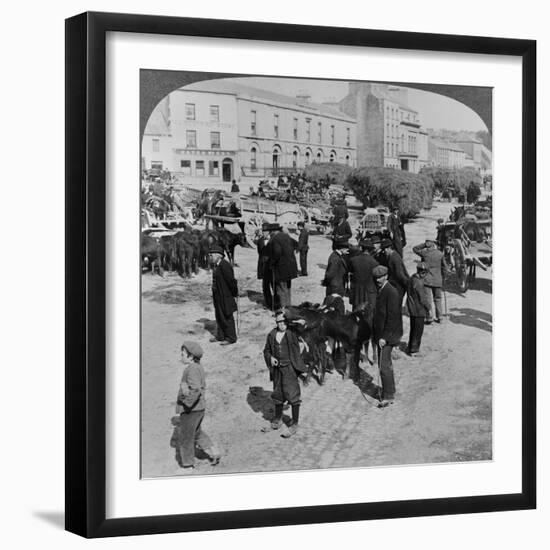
[372,265,402,407]
[263,310,308,437]
[253,222,274,309]
[323,239,349,297]
[406,262,431,355]
[412,239,448,324]
[269,223,298,309]
[175,341,221,469]
[381,238,410,306]
[209,245,239,344]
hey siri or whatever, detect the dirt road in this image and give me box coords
[141,200,492,478]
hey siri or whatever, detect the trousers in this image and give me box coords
[377,344,396,400]
[299,250,308,276]
[178,410,213,467]
[274,280,292,309]
[425,286,443,321]
[214,305,237,343]
[408,316,425,353]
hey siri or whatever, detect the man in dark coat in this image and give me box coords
[263,311,308,438]
[209,246,238,345]
[331,217,352,250]
[372,265,402,407]
[323,240,349,297]
[387,207,406,257]
[348,238,379,315]
[253,224,274,309]
[270,225,298,309]
[296,221,309,276]
[406,263,431,355]
[381,238,410,305]
[412,239,448,323]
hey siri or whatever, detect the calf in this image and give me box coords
[141,234,164,276]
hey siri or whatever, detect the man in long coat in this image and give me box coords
[387,207,406,257]
[372,265,403,407]
[382,238,410,305]
[263,311,308,438]
[323,240,349,297]
[348,238,379,315]
[253,223,274,309]
[209,245,238,345]
[296,221,309,276]
[269,224,298,309]
[331,217,353,250]
[412,239,448,323]
[406,263,431,355]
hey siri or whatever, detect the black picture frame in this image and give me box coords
[65,11,536,538]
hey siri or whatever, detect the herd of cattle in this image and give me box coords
[141,225,252,278]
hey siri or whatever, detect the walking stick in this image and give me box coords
[443,278,448,318]
[237,294,241,337]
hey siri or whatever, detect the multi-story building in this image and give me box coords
[142,80,357,183]
[428,138,470,169]
[339,83,429,173]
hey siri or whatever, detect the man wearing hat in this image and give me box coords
[412,239,448,323]
[348,238,379,316]
[371,235,387,266]
[406,263,431,355]
[209,245,239,344]
[296,221,309,277]
[263,311,308,437]
[387,207,406,257]
[253,223,274,309]
[331,215,352,250]
[372,265,402,406]
[175,341,221,469]
[269,224,298,309]
[323,240,349,297]
[381,238,410,306]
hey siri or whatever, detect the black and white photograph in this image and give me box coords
[140,72,493,478]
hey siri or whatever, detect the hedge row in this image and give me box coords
[304,162,353,187]
[419,166,482,195]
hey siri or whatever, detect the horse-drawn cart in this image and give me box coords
[440,219,492,292]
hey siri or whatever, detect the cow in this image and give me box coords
[283,302,373,385]
[199,227,252,266]
[141,234,164,276]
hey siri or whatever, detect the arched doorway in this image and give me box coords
[329,150,337,162]
[222,158,233,182]
[272,146,282,175]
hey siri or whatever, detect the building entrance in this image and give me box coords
[222,158,233,182]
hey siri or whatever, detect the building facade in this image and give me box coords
[142,80,357,184]
[339,83,429,173]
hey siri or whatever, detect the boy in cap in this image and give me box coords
[175,341,221,469]
[209,245,239,344]
[406,263,431,355]
[263,310,308,437]
[372,265,402,407]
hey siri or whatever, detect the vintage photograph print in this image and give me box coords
[140,72,492,478]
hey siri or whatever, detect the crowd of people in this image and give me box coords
[172,207,449,469]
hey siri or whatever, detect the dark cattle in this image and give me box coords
[141,234,164,276]
[171,232,194,278]
[284,303,372,385]
[159,235,175,271]
[200,228,252,266]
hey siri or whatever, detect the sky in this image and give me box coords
[227,76,488,133]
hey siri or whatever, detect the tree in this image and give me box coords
[304,162,353,187]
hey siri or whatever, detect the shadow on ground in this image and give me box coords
[196,317,218,337]
[449,307,492,333]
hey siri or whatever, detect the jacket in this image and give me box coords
[348,252,379,308]
[324,251,348,296]
[412,244,447,287]
[176,362,206,413]
[263,328,307,379]
[373,282,403,345]
[297,228,309,252]
[406,274,431,317]
[332,220,352,243]
[387,250,410,292]
[270,231,298,283]
[212,258,238,316]
[387,213,406,247]
[255,236,271,280]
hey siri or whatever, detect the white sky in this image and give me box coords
[229,76,488,133]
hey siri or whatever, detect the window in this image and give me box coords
[180,160,191,175]
[151,161,163,170]
[293,118,298,140]
[208,161,219,176]
[251,110,257,135]
[305,151,310,166]
[318,122,322,143]
[330,125,335,145]
[210,105,219,122]
[273,114,279,137]
[185,103,195,120]
[251,147,257,170]
[210,131,221,149]
[386,142,390,156]
[195,160,205,176]
[292,150,298,168]
[186,130,197,148]
[330,152,335,162]
[152,138,159,152]
[345,154,350,166]
[346,127,350,147]
[306,118,311,142]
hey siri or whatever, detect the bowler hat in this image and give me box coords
[380,238,393,249]
[372,265,388,278]
[359,238,373,250]
[209,245,224,255]
[181,341,204,360]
